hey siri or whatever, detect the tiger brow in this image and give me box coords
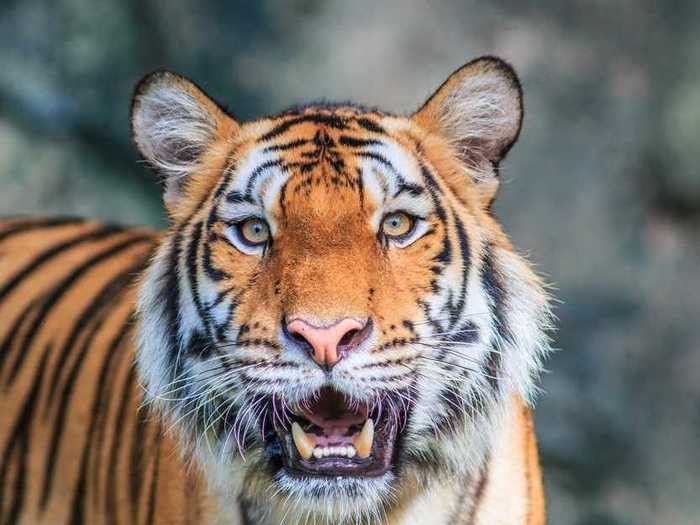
[393,182,425,199]
[225,191,256,205]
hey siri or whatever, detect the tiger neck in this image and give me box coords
[383,398,537,525]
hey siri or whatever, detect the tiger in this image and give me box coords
[0,55,553,524]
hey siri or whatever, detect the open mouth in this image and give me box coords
[270,387,406,478]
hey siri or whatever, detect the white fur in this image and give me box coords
[132,77,221,203]
[134,99,551,525]
[436,65,521,169]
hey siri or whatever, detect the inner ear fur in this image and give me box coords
[413,56,524,205]
[130,71,239,214]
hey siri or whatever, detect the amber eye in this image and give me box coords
[237,218,270,246]
[381,212,415,239]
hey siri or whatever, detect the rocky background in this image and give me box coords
[1,1,698,523]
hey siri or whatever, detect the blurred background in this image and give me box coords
[1,1,698,523]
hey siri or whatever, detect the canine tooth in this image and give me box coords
[347,446,356,458]
[313,448,323,459]
[354,418,374,459]
[291,422,315,460]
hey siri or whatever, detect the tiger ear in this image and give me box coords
[130,71,239,212]
[413,56,523,205]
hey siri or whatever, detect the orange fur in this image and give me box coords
[0,56,551,525]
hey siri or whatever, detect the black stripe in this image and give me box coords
[158,190,222,377]
[282,160,316,173]
[202,235,228,282]
[5,234,151,389]
[105,366,136,525]
[68,313,134,525]
[0,344,51,525]
[393,182,425,198]
[480,246,508,391]
[419,163,445,196]
[278,178,290,222]
[0,225,123,304]
[0,227,116,378]
[446,211,470,327]
[38,247,150,509]
[186,221,213,342]
[40,306,116,509]
[263,138,308,152]
[356,167,366,209]
[354,151,400,176]
[213,159,238,199]
[225,191,256,205]
[0,217,86,244]
[129,393,150,522]
[260,113,348,142]
[0,297,41,381]
[355,117,385,134]
[418,162,451,271]
[39,238,151,407]
[163,229,184,382]
[89,318,134,507]
[244,158,284,197]
[338,136,382,148]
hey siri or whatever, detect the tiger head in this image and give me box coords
[132,56,552,523]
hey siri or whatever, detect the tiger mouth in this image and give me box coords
[267,387,406,478]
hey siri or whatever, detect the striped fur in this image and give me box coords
[0,56,552,524]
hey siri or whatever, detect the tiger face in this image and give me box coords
[132,57,551,523]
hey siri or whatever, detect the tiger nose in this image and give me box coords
[286,318,370,369]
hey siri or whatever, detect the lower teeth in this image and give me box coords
[312,445,357,459]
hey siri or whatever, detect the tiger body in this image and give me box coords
[0,57,551,524]
[0,220,208,524]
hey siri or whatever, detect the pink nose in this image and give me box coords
[286,318,368,369]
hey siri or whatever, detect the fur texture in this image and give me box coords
[0,56,552,524]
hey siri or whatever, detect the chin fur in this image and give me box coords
[245,471,397,525]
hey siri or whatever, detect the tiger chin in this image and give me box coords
[0,56,552,524]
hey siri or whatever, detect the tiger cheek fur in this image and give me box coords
[0,57,551,525]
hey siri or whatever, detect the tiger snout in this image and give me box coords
[285,317,373,370]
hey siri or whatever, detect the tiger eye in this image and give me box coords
[239,218,270,246]
[382,212,414,238]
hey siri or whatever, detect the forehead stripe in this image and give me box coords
[393,182,425,198]
[355,117,385,133]
[244,158,284,197]
[355,151,399,175]
[356,151,411,191]
[338,136,383,148]
[225,190,255,205]
[263,138,309,153]
[260,113,349,142]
